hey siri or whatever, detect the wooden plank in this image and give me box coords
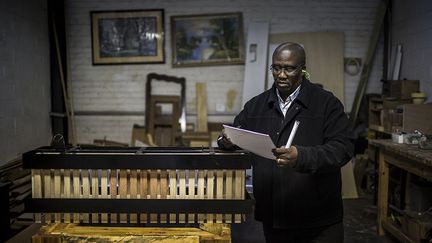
[169,170,177,223]
[119,169,127,223]
[150,170,158,223]
[130,169,138,223]
[110,169,117,223]
[377,150,389,235]
[160,170,168,223]
[216,171,223,223]
[32,223,231,243]
[140,170,148,224]
[82,170,90,223]
[32,169,42,223]
[188,170,196,223]
[53,170,61,222]
[179,170,186,223]
[101,170,108,223]
[197,170,205,223]
[196,83,208,132]
[234,170,243,223]
[43,169,51,223]
[63,169,71,223]
[206,170,214,223]
[225,170,233,223]
[91,169,99,223]
[72,169,80,223]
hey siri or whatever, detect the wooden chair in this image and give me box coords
[145,73,186,146]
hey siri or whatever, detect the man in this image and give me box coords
[218,42,354,242]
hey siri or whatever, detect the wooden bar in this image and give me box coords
[130,169,138,223]
[82,170,90,223]
[225,170,233,223]
[216,171,223,223]
[179,170,186,223]
[150,170,158,223]
[160,170,168,223]
[169,170,177,223]
[100,170,108,223]
[32,169,42,223]
[110,169,117,223]
[63,169,71,223]
[206,170,214,223]
[197,170,205,223]
[140,170,148,224]
[72,169,80,223]
[32,223,231,243]
[119,169,127,223]
[91,169,99,223]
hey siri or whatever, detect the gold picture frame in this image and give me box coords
[171,12,244,67]
[91,9,164,65]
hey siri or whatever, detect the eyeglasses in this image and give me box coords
[270,64,303,75]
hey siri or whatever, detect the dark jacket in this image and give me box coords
[224,79,354,228]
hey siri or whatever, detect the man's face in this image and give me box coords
[272,49,304,96]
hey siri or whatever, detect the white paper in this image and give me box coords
[223,124,276,159]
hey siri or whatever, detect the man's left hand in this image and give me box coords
[272,146,298,168]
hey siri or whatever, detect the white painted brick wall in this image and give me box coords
[66,0,383,144]
[0,0,51,165]
[391,0,432,102]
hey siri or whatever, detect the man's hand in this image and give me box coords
[272,146,298,168]
[218,129,236,149]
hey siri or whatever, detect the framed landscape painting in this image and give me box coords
[171,12,244,67]
[91,9,164,65]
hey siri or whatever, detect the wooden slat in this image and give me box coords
[225,170,233,223]
[188,170,196,223]
[169,170,177,223]
[101,170,108,223]
[160,170,168,223]
[206,170,214,223]
[72,169,80,223]
[32,169,42,223]
[54,170,61,222]
[150,170,158,223]
[196,82,208,132]
[43,169,51,223]
[110,169,117,223]
[130,170,138,223]
[63,169,71,223]
[197,170,205,223]
[234,170,243,223]
[91,169,99,223]
[140,170,148,224]
[179,170,186,223]
[216,171,223,223]
[119,169,127,223]
[82,170,90,223]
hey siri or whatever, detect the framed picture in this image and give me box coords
[171,12,244,67]
[91,9,164,65]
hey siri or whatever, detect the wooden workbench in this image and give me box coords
[369,139,432,242]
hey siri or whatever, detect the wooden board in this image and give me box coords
[32,223,231,243]
[196,83,208,132]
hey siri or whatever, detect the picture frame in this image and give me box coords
[171,12,244,67]
[91,9,164,65]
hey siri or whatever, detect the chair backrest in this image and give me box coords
[145,73,186,146]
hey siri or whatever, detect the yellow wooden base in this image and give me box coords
[32,223,231,243]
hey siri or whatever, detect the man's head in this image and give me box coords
[271,42,306,99]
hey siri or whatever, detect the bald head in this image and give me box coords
[272,42,306,66]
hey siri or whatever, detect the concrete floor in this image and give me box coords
[231,197,398,243]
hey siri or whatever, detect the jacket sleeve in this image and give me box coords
[294,97,355,174]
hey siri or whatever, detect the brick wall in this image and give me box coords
[0,0,51,165]
[391,0,432,102]
[66,0,384,144]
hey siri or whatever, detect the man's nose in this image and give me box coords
[278,70,288,79]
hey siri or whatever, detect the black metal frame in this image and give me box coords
[26,197,253,214]
[23,146,252,170]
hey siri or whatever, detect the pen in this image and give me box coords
[285,120,300,148]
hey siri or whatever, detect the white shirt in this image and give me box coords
[276,85,301,116]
